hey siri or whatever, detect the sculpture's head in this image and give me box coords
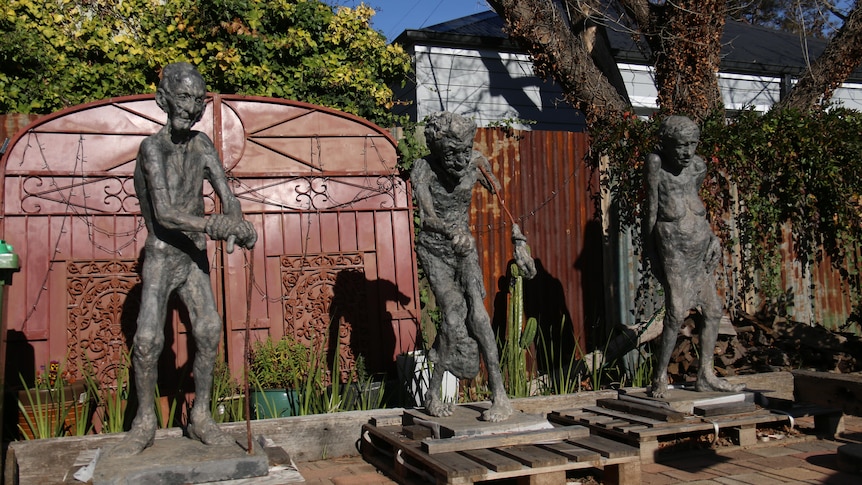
[658,115,700,170]
[156,62,207,136]
[424,112,476,173]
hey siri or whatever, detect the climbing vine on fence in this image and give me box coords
[590,108,862,319]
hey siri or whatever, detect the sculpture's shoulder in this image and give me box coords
[189,131,218,156]
[689,154,707,179]
[137,133,168,167]
[471,149,488,165]
[645,152,663,178]
[411,157,433,182]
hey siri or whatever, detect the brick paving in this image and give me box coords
[295,415,862,484]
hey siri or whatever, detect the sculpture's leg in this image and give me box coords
[182,270,235,445]
[423,288,462,418]
[650,289,685,399]
[110,263,169,457]
[464,266,512,422]
[694,283,744,393]
[416,247,457,417]
[424,353,453,417]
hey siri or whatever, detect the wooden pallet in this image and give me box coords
[549,404,795,463]
[360,420,641,485]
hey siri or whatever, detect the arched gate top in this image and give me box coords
[1,94,400,178]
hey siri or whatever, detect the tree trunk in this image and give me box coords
[649,0,726,121]
[486,0,630,123]
[778,2,862,111]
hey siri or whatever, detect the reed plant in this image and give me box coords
[95,351,130,434]
[17,358,94,439]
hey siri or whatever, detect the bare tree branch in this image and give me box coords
[486,0,630,122]
[778,1,862,110]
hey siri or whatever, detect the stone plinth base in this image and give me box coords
[93,437,269,485]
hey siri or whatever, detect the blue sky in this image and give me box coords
[328,0,493,41]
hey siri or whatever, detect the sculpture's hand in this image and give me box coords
[423,216,449,234]
[705,235,720,271]
[511,224,537,279]
[451,228,475,255]
[231,219,258,251]
[206,215,257,252]
[205,214,235,240]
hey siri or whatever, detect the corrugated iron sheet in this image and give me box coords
[470,128,597,353]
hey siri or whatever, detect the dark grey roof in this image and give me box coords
[395,10,861,81]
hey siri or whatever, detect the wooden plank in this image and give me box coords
[551,408,591,419]
[615,424,649,434]
[459,448,523,472]
[516,470,566,485]
[694,401,756,416]
[362,424,486,480]
[403,424,433,440]
[793,369,862,416]
[422,426,589,455]
[628,420,716,439]
[603,461,642,485]
[575,414,616,427]
[431,451,491,480]
[707,410,789,428]
[595,419,631,430]
[540,442,601,462]
[595,399,685,423]
[569,435,640,459]
[496,445,569,468]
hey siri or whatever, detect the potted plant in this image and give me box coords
[17,360,92,439]
[346,355,386,411]
[248,335,308,419]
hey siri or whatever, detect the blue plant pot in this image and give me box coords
[249,389,298,419]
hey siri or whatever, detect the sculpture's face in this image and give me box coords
[164,75,206,134]
[434,136,472,174]
[664,131,698,170]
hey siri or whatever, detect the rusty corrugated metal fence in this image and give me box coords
[470,129,599,353]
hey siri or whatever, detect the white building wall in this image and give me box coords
[718,73,781,112]
[832,84,862,111]
[413,45,585,131]
[411,47,862,130]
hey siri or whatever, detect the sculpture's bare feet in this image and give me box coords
[695,372,745,393]
[187,409,235,446]
[425,393,453,417]
[481,398,513,422]
[109,415,157,457]
[649,374,670,398]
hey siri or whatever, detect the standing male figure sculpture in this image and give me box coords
[412,111,535,422]
[113,62,257,456]
[643,115,744,398]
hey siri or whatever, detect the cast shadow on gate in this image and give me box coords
[327,268,411,382]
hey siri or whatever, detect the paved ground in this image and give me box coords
[295,415,862,485]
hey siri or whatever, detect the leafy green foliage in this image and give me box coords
[0,0,411,126]
[591,108,862,311]
[249,335,309,389]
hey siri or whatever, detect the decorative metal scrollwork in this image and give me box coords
[66,260,139,389]
[280,253,368,383]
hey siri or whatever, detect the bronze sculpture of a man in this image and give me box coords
[113,62,257,456]
[412,111,535,422]
[643,115,744,398]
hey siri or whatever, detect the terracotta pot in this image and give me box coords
[17,380,89,439]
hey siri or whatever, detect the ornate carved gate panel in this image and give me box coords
[66,260,139,389]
